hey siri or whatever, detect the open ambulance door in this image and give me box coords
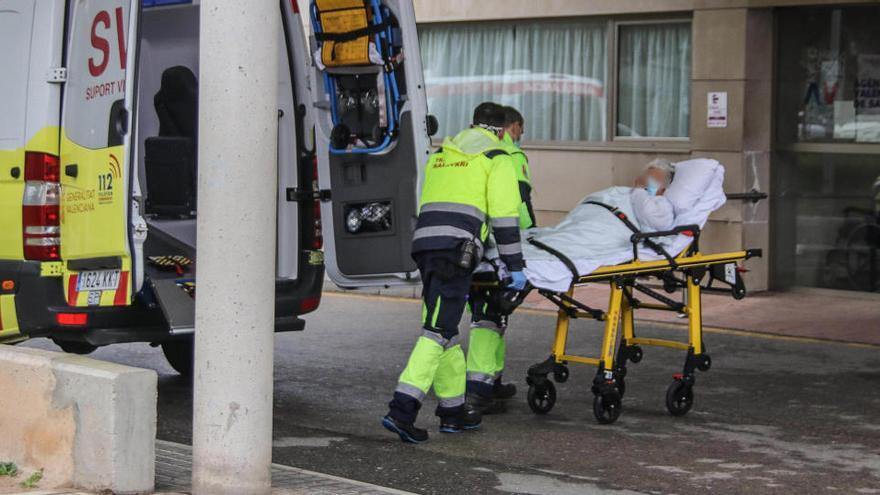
[58,0,143,307]
[309,0,433,288]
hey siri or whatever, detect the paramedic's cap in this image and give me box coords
[646,158,675,185]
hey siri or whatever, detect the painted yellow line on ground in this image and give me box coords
[323,291,880,349]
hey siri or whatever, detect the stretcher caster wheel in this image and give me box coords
[615,377,626,398]
[553,366,569,383]
[527,381,556,415]
[593,393,622,424]
[630,346,643,364]
[665,381,694,417]
[696,354,711,372]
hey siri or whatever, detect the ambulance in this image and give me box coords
[0,0,431,374]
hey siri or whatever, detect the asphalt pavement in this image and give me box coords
[24,292,880,494]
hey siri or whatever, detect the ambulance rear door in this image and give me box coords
[58,0,142,307]
[310,0,432,288]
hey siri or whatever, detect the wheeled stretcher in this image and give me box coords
[310,0,403,154]
[475,216,761,425]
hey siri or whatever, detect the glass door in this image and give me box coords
[773,5,880,293]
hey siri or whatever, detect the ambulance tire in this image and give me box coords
[53,339,98,355]
[162,338,194,378]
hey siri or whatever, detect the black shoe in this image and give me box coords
[467,392,507,415]
[382,415,428,444]
[439,404,482,433]
[493,381,517,400]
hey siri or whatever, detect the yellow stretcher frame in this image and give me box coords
[508,238,761,425]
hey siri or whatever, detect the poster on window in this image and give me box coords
[855,54,880,142]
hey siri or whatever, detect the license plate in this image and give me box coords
[77,270,121,292]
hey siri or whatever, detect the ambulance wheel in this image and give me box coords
[162,338,194,378]
[665,381,694,417]
[553,365,570,383]
[54,339,97,355]
[593,393,622,424]
[527,381,556,415]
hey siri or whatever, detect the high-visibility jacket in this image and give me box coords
[413,127,524,271]
[501,133,536,230]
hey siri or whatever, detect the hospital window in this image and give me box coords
[418,18,691,144]
[616,21,691,139]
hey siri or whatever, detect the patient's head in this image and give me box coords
[634,159,675,196]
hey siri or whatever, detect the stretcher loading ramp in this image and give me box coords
[150,278,195,335]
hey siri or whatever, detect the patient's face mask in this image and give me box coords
[645,177,662,196]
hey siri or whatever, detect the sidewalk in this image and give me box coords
[6,440,413,495]
[326,279,880,346]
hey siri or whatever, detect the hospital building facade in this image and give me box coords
[411,0,880,294]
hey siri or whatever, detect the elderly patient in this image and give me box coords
[631,158,675,232]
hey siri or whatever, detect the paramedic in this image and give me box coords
[501,106,536,230]
[464,105,533,415]
[631,158,675,232]
[382,102,526,443]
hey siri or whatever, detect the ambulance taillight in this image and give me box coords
[22,152,62,261]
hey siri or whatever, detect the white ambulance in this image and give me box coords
[0,0,431,374]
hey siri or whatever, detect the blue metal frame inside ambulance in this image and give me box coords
[311,0,431,289]
[0,0,324,348]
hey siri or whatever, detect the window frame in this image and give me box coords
[417,14,694,150]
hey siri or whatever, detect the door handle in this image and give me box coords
[65,164,78,178]
[10,167,20,179]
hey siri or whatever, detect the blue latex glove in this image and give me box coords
[508,271,527,291]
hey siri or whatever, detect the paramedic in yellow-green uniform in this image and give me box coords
[502,106,536,230]
[382,102,527,444]
[465,106,535,414]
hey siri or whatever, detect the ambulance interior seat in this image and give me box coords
[144,66,198,218]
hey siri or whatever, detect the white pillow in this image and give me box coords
[665,158,720,214]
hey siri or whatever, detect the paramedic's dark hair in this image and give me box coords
[472,102,505,129]
[503,106,524,127]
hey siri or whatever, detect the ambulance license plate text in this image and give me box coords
[77,270,121,292]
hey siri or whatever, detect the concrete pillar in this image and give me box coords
[690,6,773,291]
[192,1,279,494]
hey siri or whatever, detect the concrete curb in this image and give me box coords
[0,346,157,494]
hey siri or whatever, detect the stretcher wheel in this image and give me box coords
[330,123,351,149]
[615,377,626,398]
[696,354,711,372]
[593,393,622,424]
[630,346,643,364]
[527,381,556,415]
[665,381,694,417]
[553,366,569,383]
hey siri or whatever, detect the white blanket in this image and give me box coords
[486,159,727,292]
